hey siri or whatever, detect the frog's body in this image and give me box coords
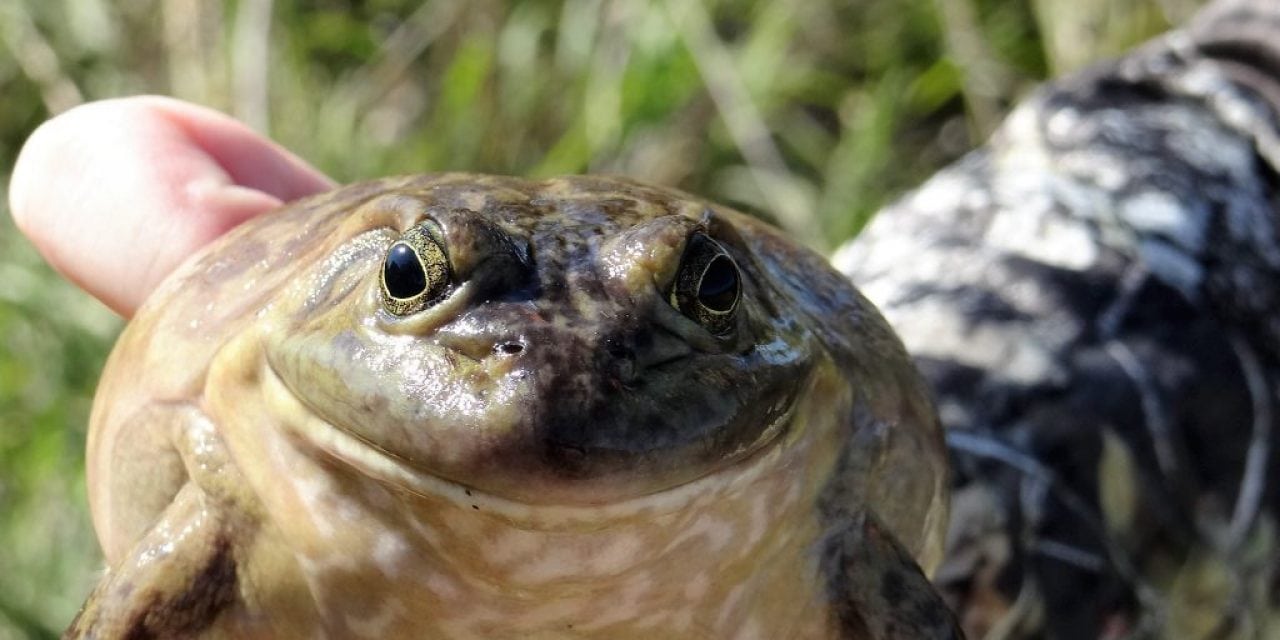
[72,174,954,638]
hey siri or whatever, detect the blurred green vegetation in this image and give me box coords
[0,0,1201,636]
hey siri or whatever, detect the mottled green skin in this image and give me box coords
[73,174,954,638]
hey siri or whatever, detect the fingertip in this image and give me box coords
[9,102,86,239]
[9,96,334,317]
[143,96,336,200]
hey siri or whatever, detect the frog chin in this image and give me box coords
[266,317,811,508]
[260,349,800,523]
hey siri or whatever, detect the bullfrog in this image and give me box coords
[69,174,956,638]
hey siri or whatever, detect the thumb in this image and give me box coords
[9,96,334,318]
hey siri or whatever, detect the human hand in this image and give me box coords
[9,96,334,318]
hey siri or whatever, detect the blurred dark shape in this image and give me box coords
[838,0,1280,636]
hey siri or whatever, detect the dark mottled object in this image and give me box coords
[836,0,1280,636]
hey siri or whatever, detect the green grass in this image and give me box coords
[0,0,1193,636]
[0,206,116,637]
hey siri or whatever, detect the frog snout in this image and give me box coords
[600,330,693,385]
[434,330,529,362]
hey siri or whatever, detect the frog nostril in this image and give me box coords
[495,341,525,356]
[605,338,634,361]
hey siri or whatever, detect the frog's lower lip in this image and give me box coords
[262,353,797,526]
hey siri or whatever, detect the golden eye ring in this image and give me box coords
[670,233,742,335]
[380,221,452,316]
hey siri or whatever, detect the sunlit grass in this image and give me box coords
[0,0,1191,636]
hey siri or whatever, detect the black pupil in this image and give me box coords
[384,243,427,299]
[697,255,739,312]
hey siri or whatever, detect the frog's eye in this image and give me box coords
[670,233,742,335]
[380,221,451,316]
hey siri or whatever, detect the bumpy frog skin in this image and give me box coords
[70,174,955,639]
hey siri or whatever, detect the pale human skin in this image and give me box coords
[9,95,334,317]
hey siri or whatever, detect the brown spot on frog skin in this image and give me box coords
[80,174,952,638]
[122,534,237,640]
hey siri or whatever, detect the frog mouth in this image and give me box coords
[261,349,802,524]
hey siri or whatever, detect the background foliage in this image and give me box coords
[0,0,1203,637]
